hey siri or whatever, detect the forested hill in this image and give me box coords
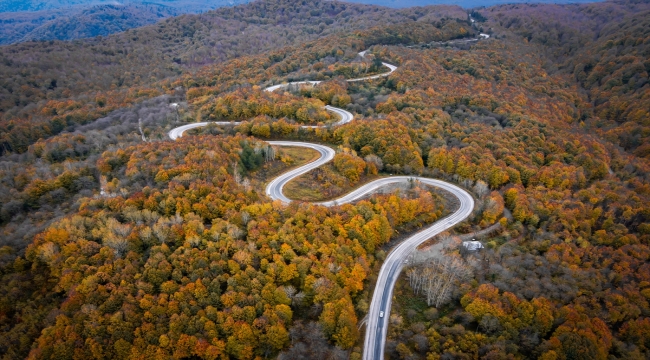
[0,0,649,359]
[0,0,471,155]
[1,4,189,45]
[343,0,605,8]
[0,0,253,45]
[483,0,650,158]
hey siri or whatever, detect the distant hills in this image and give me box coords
[1,0,605,44]
[0,0,243,13]
[342,0,604,8]
[1,4,176,44]
[0,0,250,45]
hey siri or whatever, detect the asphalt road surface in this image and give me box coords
[259,143,474,360]
[168,50,475,359]
[169,50,391,139]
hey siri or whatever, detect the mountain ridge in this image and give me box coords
[1,0,606,45]
[0,0,250,45]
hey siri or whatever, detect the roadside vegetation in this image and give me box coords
[0,0,649,359]
[284,150,383,201]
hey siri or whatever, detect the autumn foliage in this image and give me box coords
[1,0,650,359]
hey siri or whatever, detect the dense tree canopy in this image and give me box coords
[1,0,649,359]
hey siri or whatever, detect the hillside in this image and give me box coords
[483,0,650,157]
[1,4,183,45]
[0,0,117,12]
[0,0,608,45]
[343,0,606,8]
[0,0,251,45]
[0,0,242,13]
[0,0,470,155]
[0,0,649,359]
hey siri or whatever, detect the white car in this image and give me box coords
[379,311,384,318]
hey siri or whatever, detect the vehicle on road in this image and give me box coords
[168,51,474,360]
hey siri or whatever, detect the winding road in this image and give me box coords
[168,50,474,360]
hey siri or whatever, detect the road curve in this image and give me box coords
[264,142,335,203]
[167,104,353,140]
[259,143,474,360]
[264,51,398,91]
[168,50,475,359]
[168,121,239,140]
[168,50,388,139]
[362,178,473,360]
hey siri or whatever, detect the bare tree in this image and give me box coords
[227,224,244,240]
[142,209,160,225]
[364,154,383,170]
[253,142,263,155]
[123,206,144,224]
[104,234,129,257]
[241,178,251,191]
[107,218,132,238]
[293,291,306,306]
[473,180,489,198]
[284,285,297,299]
[407,255,472,308]
[99,175,108,197]
[232,162,242,185]
[153,219,170,244]
[264,145,276,162]
[241,211,251,225]
[186,235,201,248]
[479,314,501,334]
[138,118,147,142]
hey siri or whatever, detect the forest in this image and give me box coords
[0,0,252,45]
[484,0,650,158]
[0,0,472,156]
[1,0,649,359]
